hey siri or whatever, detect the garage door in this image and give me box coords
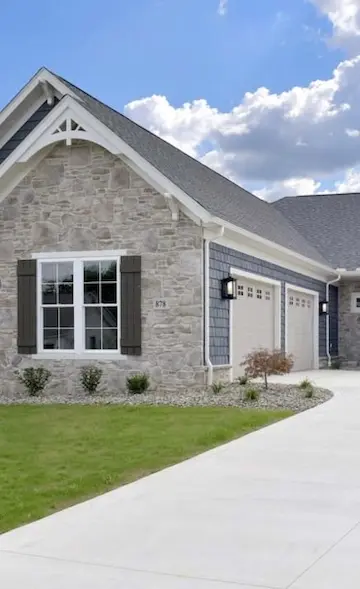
[232,278,277,378]
[286,289,315,371]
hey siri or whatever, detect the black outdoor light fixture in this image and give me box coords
[319,300,329,315]
[221,276,237,299]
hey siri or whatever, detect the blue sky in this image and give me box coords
[1,0,360,198]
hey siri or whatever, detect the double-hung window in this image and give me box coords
[38,255,120,353]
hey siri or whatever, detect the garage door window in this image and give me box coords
[265,290,271,301]
[237,284,244,297]
[247,287,253,298]
[351,292,360,313]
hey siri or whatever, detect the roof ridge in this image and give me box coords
[51,71,268,204]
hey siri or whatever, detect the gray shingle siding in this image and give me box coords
[209,243,338,365]
[0,101,57,165]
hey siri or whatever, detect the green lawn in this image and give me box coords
[0,405,292,533]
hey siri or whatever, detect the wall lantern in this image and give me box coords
[221,276,237,300]
[319,300,329,315]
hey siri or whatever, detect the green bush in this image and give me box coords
[17,366,51,397]
[211,381,224,394]
[127,373,150,394]
[299,378,312,390]
[237,375,248,386]
[304,386,314,398]
[244,387,260,401]
[331,358,341,370]
[80,366,103,395]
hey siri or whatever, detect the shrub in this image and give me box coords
[331,358,341,370]
[17,366,51,397]
[244,387,260,401]
[242,348,294,390]
[211,381,224,394]
[127,373,150,394]
[80,365,103,395]
[304,385,314,398]
[299,378,312,390]
[237,375,248,386]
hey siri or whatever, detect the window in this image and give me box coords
[256,289,262,299]
[247,286,253,298]
[265,291,271,301]
[289,295,294,306]
[237,284,244,297]
[38,256,120,353]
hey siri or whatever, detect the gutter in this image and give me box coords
[326,274,341,367]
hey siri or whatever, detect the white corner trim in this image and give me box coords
[230,267,281,286]
[31,249,127,260]
[284,283,319,369]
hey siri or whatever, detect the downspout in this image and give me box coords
[203,223,224,386]
[326,274,341,367]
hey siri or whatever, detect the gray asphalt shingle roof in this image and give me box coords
[273,193,360,270]
[53,73,330,268]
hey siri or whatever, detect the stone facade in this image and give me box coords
[0,141,205,398]
[339,281,360,364]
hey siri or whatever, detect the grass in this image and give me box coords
[0,405,292,533]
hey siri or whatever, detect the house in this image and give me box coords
[0,67,351,398]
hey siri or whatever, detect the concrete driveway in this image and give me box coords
[2,370,360,588]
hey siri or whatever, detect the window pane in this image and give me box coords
[43,329,58,349]
[44,308,58,328]
[102,307,117,328]
[59,329,74,349]
[85,307,101,328]
[42,263,56,283]
[84,283,99,304]
[101,283,116,304]
[60,307,74,328]
[58,262,73,283]
[84,262,99,283]
[103,329,117,350]
[101,260,117,281]
[85,329,101,350]
[42,284,57,305]
[59,283,73,304]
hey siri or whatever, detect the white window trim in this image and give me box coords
[350,292,360,314]
[284,284,319,369]
[229,268,282,373]
[31,250,127,360]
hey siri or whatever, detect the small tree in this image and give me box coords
[241,348,294,390]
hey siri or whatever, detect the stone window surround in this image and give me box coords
[32,250,127,360]
[350,292,360,314]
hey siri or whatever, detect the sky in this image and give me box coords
[1,0,360,200]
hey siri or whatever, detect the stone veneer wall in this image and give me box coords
[0,141,205,397]
[339,282,360,363]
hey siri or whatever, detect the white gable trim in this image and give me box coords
[0,67,79,129]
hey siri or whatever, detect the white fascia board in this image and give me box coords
[213,220,337,282]
[0,67,79,129]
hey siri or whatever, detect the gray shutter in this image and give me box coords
[17,259,37,354]
[120,256,142,355]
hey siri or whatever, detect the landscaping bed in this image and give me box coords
[1,381,333,412]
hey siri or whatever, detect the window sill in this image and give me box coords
[31,353,128,361]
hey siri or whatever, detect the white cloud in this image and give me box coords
[124,55,360,200]
[310,0,360,51]
[217,0,228,16]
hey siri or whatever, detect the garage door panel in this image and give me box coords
[287,289,314,371]
[232,279,276,378]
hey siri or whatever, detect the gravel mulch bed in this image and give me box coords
[0,382,333,412]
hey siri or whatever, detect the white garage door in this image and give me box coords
[232,278,277,378]
[287,289,315,371]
